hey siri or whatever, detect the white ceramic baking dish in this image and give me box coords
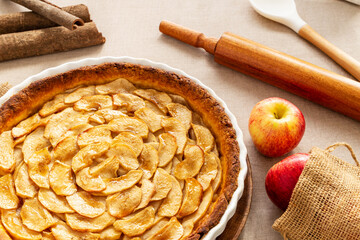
[0,56,248,240]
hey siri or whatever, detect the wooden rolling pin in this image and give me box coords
[159,20,360,122]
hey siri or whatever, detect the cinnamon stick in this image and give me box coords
[0,22,105,62]
[10,0,84,30]
[0,4,91,34]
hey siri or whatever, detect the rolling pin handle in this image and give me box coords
[159,20,217,54]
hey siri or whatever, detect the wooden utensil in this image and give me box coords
[249,0,360,81]
[159,20,360,122]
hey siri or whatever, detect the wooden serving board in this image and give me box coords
[217,156,252,239]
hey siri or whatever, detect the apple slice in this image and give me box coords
[0,174,19,209]
[108,116,149,138]
[22,127,50,164]
[107,143,139,170]
[162,118,187,155]
[39,93,69,117]
[1,209,42,240]
[76,167,106,192]
[65,212,115,232]
[0,131,15,175]
[98,169,143,195]
[66,191,106,218]
[89,156,119,179]
[167,103,192,132]
[38,188,74,214]
[0,222,11,240]
[192,124,215,153]
[14,162,37,198]
[134,107,165,133]
[72,142,110,173]
[51,221,100,240]
[12,113,48,139]
[106,186,142,218]
[27,148,51,188]
[134,89,172,114]
[64,85,95,104]
[177,178,203,218]
[158,133,177,167]
[50,160,77,196]
[157,175,183,217]
[53,135,78,165]
[77,125,112,148]
[73,95,113,112]
[113,93,145,112]
[196,152,218,191]
[113,206,155,237]
[146,217,184,240]
[135,179,156,211]
[151,168,173,201]
[173,145,204,180]
[141,218,169,240]
[99,226,122,240]
[20,198,56,232]
[89,109,126,124]
[112,131,143,157]
[139,144,159,179]
[95,78,136,95]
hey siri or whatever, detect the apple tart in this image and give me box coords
[0,62,240,240]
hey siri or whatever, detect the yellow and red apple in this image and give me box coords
[265,153,309,211]
[248,97,305,157]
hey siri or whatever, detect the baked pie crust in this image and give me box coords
[0,62,240,240]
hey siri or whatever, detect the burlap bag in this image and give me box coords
[273,143,360,240]
[0,82,10,97]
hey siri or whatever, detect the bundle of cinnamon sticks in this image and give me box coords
[0,0,105,62]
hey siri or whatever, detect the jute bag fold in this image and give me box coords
[273,143,360,240]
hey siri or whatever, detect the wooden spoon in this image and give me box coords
[249,0,360,81]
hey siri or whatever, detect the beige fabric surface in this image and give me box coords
[0,1,359,239]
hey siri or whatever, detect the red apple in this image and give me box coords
[248,97,305,157]
[265,153,309,211]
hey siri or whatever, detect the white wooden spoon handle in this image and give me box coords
[298,24,360,81]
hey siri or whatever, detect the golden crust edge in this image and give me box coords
[0,62,240,239]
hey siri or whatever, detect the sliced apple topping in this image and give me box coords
[77,125,112,148]
[139,144,159,179]
[20,198,56,232]
[151,168,172,201]
[50,160,77,196]
[177,178,203,218]
[27,148,51,188]
[161,118,187,154]
[158,133,177,167]
[38,188,74,214]
[0,131,15,174]
[174,145,204,180]
[39,93,69,117]
[64,85,96,104]
[14,162,37,198]
[1,209,42,240]
[141,218,169,240]
[107,143,139,170]
[108,116,149,138]
[145,100,167,116]
[113,93,146,112]
[66,191,106,218]
[99,226,122,240]
[99,170,143,195]
[196,152,218,191]
[192,124,215,153]
[135,179,156,211]
[73,95,113,112]
[22,127,50,164]
[44,108,89,147]
[65,212,115,232]
[0,174,19,209]
[95,78,136,95]
[51,221,100,240]
[113,206,155,237]
[134,107,165,132]
[167,103,192,132]
[59,123,93,141]
[90,156,119,179]
[12,113,47,139]
[53,136,78,165]
[89,109,126,124]
[212,154,222,193]
[134,89,172,114]
[112,131,143,157]
[76,167,106,192]
[72,142,110,173]
[107,186,142,218]
[158,175,182,217]
[146,217,184,240]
